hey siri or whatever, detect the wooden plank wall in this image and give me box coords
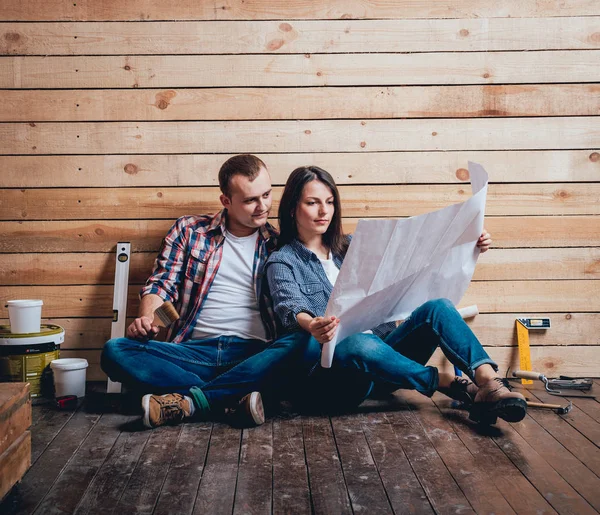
[0,1,599,381]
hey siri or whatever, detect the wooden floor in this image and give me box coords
[2,381,600,515]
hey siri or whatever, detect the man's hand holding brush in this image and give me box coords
[127,315,159,341]
[127,295,179,341]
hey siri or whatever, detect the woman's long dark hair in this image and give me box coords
[278,166,349,257]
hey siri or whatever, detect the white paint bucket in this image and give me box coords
[6,300,43,334]
[50,358,88,398]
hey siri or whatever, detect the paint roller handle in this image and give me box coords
[513,370,545,381]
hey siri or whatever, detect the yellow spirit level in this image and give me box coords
[515,318,550,385]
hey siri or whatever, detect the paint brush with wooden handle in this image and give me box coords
[153,301,180,327]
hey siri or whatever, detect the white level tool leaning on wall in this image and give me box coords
[107,242,131,393]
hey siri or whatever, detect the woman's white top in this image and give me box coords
[319,253,340,287]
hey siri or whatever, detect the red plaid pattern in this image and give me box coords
[141,210,278,343]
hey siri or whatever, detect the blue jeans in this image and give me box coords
[303,298,497,409]
[101,332,309,411]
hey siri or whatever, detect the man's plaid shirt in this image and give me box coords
[140,210,278,343]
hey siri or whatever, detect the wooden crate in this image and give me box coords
[0,383,31,500]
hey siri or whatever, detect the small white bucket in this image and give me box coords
[50,358,88,398]
[6,299,43,334]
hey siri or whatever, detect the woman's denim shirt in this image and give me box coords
[265,238,395,338]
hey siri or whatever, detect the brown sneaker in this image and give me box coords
[142,393,192,428]
[438,377,478,406]
[225,391,265,428]
[469,378,527,425]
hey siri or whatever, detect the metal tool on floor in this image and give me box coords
[513,370,560,393]
[107,242,131,394]
[515,317,550,385]
[547,376,593,391]
[526,400,572,415]
[513,370,596,399]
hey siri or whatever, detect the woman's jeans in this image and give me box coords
[303,298,497,410]
[101,332,309,410]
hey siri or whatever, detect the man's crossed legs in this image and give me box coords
[101,332,310,428]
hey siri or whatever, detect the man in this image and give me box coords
[101,154,308,428]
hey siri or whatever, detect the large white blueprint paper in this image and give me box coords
[321,161,489,368]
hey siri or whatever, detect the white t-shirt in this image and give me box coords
[191,230,267,341]
[319,254,340,287]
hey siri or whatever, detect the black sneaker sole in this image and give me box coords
[469,398,527,425]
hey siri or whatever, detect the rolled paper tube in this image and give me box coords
[457,305,479,319]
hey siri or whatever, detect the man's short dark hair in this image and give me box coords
[218,154,267,197]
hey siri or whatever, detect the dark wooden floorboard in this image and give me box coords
[402,390,517,514]
[8,409,100,515]
[584,382,600,423]
[153,422,212,515]
[330,414,393,513]
[115,424,182,514]
[74,425,153,515]
[492,416,598,514]
[361,410,435,514]
[571,394,600,425]
[509,390,600,511]
[192,423,242,515]
[33,413,131,515]
[4,386,600,515]
[529,388,600,448]
[303,416,353,515]
[431,393,558,514]
[29,402,77,464]
[272,417,311,515]
[233,422,274,515]
[384,400,476,515]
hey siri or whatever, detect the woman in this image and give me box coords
[265,166,526,424]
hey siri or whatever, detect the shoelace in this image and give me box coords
[157,396,186,423]
[490,377,512,393]
[454,377,471,388]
